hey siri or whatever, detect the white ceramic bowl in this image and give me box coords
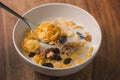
[12,3,102,76]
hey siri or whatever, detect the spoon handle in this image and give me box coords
[0,2,34,29]
[0,2,25,20]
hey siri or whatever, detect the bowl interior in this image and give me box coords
[13,3,101,68]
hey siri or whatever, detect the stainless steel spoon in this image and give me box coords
[0,2,34,29]
[0,2,61,48]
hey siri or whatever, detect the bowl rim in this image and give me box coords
[12,3,102,70]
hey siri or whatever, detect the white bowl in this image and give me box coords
[12,3,102,76]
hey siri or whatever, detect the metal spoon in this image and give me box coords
[0,2,34,29]
[0,2,61,48]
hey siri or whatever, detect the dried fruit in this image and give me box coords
[45,48,60,54]
[42,62,53,68]
[61,52,64,54]
[28,52,35,57]
[76,32,85,39]
[45,48,54,53]
[63,58,72,64]
[59,35,67,44]
[53,54,62,61]
[53,48,60,54]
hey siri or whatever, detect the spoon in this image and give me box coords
[0,2,34,29]
[0,2,60,49]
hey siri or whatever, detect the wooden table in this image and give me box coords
[0,0,120,80]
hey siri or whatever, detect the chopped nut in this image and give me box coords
[84,32,92,42]
[85,35,92,41]
[46,51,54,58]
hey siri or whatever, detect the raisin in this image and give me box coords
[63,58,72,64]
[76,32,82,35]
[52,48,60,54]
[42,62,53,68]
[61,52,64,54]
[45,48,54,54]
[28,52,35,57]
[76,32,85,39]
[45,48,60,54]
[59,35,67,44]
[53,54,62,61]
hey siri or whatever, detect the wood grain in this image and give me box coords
[0,0,120,80]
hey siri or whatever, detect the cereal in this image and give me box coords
[22,18,93,68]
[22,39,40,53]
[73,25,83,29]
[33,55,41,63]
[77,59,83,64]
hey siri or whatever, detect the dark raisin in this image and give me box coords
[52,48,60,54]
[63,58,72,64]
[45,48,54,54]
[76,32,82,35]
[61,52,64,54]
[45,48,60,54]
[28,52,35,57]
[76,32,85,39]
[42,62,53,68]
[59,35,67,44]
[53,54,62,61]
[80,35,85,39]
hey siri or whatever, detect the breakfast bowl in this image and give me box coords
[12,3,102,76]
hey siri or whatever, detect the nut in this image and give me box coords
[46,51,54,58]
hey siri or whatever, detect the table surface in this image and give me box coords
[0,0,120,80]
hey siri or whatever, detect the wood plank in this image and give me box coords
[0,8,6,80]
